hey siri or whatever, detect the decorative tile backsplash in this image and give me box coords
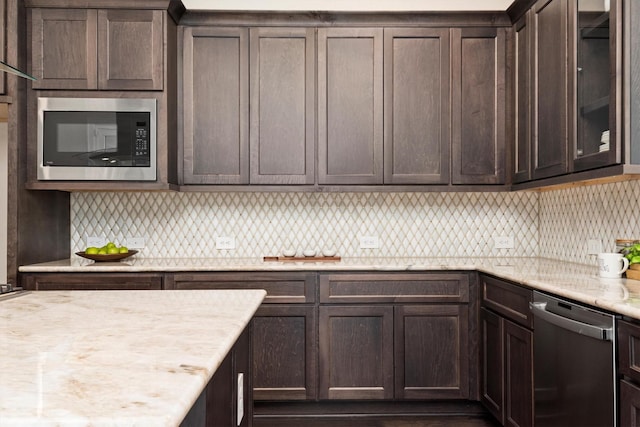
[69,179,640,265]
[538,180,640,265]
[70,191,539,259]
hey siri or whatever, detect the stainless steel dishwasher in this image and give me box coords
[530,291,617,427]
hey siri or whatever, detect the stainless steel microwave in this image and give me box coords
[37,97,157,181]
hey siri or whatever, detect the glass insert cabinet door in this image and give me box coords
[574,0,618,169]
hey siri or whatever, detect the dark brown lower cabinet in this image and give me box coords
[481,307,533,427]
[253,304,317,400]
[621,379,640,427]
[395,304,469,399]
[318,272,474,402]
[618,319,640,427]
[319,305,395,400]
[319,303,470,401]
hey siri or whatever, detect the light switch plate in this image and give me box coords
[125,237,145,249]
[360,235,380,249]
[587,238,603,255]
[86,236,105,248]
[216,236,236,250]
[494,236,514,249]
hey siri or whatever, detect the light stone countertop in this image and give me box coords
[0,289,266,426]
[19,256,640,320]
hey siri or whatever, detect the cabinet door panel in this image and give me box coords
[621,379,640,427]
[253,305,317,401]
[318,28,383,185]
[383,28,450,184]
[504,319,533,427]
[514,13,532,183]
[481,308,504,423]
[618,319,640,384]
[573,0,621,172]
[182,27,249,184]
[0,0,5,94]
[31,8,97,90]
[395,304,469,399]
[452,27,506,185]
[319,305,393,399]
[250,28,315,184]
[97,9,163,90]
[531,0,569,179]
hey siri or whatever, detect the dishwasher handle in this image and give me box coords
[529,301,613,341]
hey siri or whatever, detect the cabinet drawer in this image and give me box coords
[22,273,163,290]
[319,273,470,303]
[481,274,533,328]
[620,378,640,427]
[619,319,640,384]
[166,272,316,303]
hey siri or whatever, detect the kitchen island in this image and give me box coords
[0,289,265,426]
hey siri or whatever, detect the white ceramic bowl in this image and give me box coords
[282,249,296,257]
[322,248,336,257]
[303,249,316,257]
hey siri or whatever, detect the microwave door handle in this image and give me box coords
[529,302,612,341]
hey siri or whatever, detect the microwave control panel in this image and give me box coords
[134,121,150,165]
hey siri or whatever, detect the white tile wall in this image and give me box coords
[538,179,640,265]
[68,179,640,264]
[70,191,539,259]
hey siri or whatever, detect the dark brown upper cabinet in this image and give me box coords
[249,27,315,185]
[30,8,163,91]
[182,26,315,186]
[513,13,532,184]
[0,0,6,95]
[30,9,97,90]
[383,28,450,185]
[317,28,384,185]
[572,0,621,172]
[181,26,249,185]
[531,0,570,180]
[451,27,507,185]
[97,9,163,91]
[511,0,626,188]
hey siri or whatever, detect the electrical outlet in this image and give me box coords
[360,235,380,249]
[216,236,236,250]
[587,238,603,255]
[494,236,515,249]
[125,237,146,249]
[86,236,105,248]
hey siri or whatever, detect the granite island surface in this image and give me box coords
[19,256,640,320]
[0,289,266,426]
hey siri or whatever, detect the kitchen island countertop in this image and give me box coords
[19,256,640,320]
[0,289,265,426]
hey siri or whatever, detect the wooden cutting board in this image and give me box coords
[263,256,341,262]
